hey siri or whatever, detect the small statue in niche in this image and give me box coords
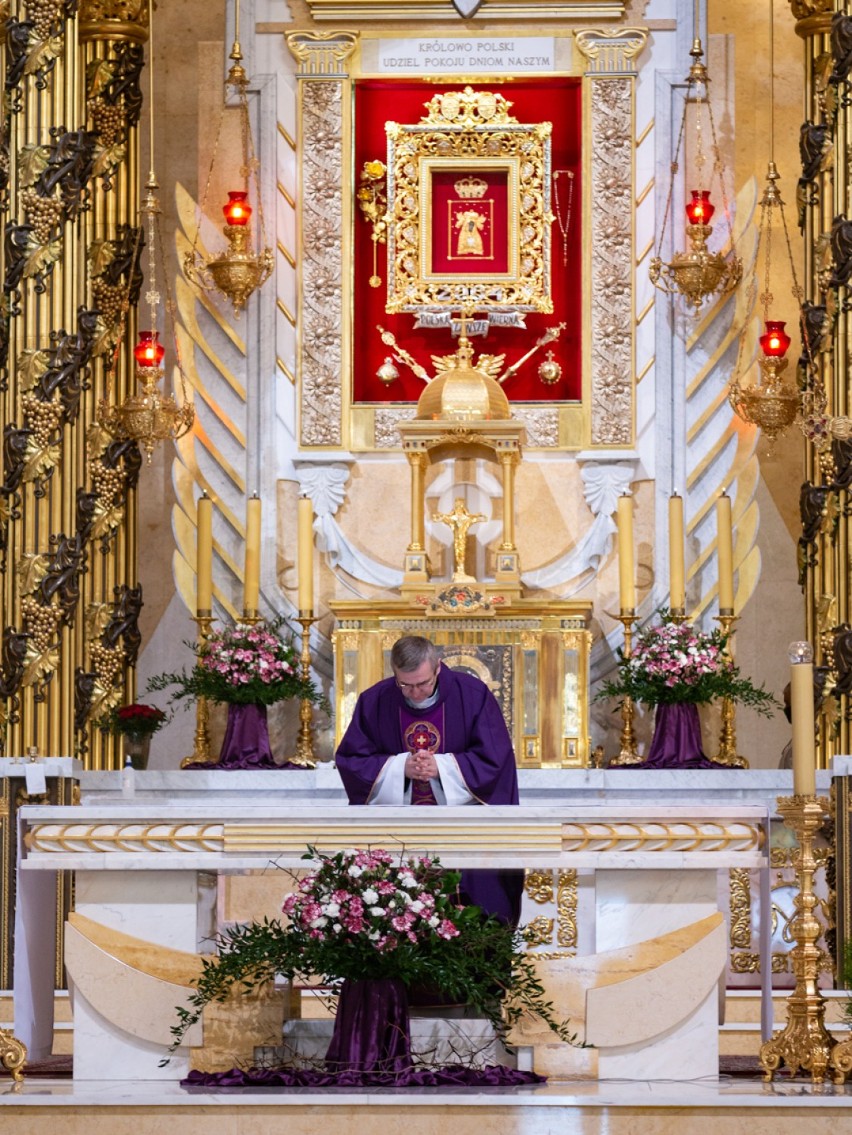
[455,210,487,257]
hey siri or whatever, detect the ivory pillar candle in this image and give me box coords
[616,495,635,611]
[196,493,213,612]
[244,494,261,612]
[716,493,734,611]
[298,496,314,612]
[669,493,685,611]
[790,649,816,796]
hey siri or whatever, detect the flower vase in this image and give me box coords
[325,977,411,1075]
[643,702,717,769]
[122,735,151,770]
[218,703,277,769]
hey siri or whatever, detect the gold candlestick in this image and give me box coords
[609,610,642,766]
[714,610,748,768]
[667,607,688,625]
[181,613,214,768]
[759,794,836,1084]
[291,613,317,768]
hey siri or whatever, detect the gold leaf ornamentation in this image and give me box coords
[17,143,50,188]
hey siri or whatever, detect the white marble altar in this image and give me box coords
[15,790,770,1081]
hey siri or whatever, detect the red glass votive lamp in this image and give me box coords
[223,191,251,226]
[759,320,791,358]
[134,330,165,368]
[685,190,715,226]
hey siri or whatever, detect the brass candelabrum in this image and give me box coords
[181,612,214,768]
[291,613,317,768]
[759,794,839,1085]
[609,610,642,767]
[714,610,748,768]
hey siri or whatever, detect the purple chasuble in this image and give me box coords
[335,665,523,924]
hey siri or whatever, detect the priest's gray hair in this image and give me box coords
[390,635,440,674]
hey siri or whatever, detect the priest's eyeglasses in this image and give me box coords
[395,673,438,693]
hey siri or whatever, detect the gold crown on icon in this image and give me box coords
[454,176,488,199]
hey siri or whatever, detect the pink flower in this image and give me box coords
[437,919,460,940]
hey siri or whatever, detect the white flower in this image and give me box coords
[324,902,340,917]
[409,900,424,913]
[368,930,380,940]
[428,915,439,927]
[370,906,385,917]
[333,923,342,933]
[362,888,379,904]
[399,873,417,889]
[348,865,363,877]
[310,916,328,928]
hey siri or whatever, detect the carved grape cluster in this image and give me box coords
[21,393,62,442]
[90,456,124,503]
[90,98,125,147]
[21,188,62,243]
[22,595,61,650]
[25,0,62,42]
[92,279,125,325]
[89,641,123,686]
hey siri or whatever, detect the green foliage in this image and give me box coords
[163,848,578,1064]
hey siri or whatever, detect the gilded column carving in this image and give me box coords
[575,30,647,447]
[790,1,845,764]
[287,33,358,449]
[75,0,147,766]
[0,0,147,764]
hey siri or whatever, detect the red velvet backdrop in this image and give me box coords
[353,78,582,405]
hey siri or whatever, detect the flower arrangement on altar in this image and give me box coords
[98,702,168,740]
[167,847,575,1075]
[597,615,778,712]
[148,617,324,708]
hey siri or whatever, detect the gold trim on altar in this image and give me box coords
[330,601,592,767]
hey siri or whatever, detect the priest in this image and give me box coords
[335,635,524,925]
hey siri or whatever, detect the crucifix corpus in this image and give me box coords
[433,497,487,583]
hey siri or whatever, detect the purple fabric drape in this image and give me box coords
[636,702,719,769]
[217,703,277,768]
[325,977,411,1074]
[181,1065,546,1089]
[184,703,303,770]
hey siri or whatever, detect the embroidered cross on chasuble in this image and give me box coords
[400,704,444,805]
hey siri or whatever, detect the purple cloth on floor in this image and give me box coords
[632,702,721,769]
[181,1064,546,1089]
[325,978,411,1073]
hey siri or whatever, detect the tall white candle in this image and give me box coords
[244,494,261,612]
[298,496,314,613]
[616,495,635,612]
[196,493,213,612]
[669,493,685,611]
[790,642,816,796]
[716,493,734,611]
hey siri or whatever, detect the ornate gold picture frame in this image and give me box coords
[385,87,553,313]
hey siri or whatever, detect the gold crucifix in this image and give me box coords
[433,497,486,583]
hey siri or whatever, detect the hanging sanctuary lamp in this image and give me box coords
[649,26,742,310]
[182,0,273,313]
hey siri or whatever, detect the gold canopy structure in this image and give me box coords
[397,333,525,604]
